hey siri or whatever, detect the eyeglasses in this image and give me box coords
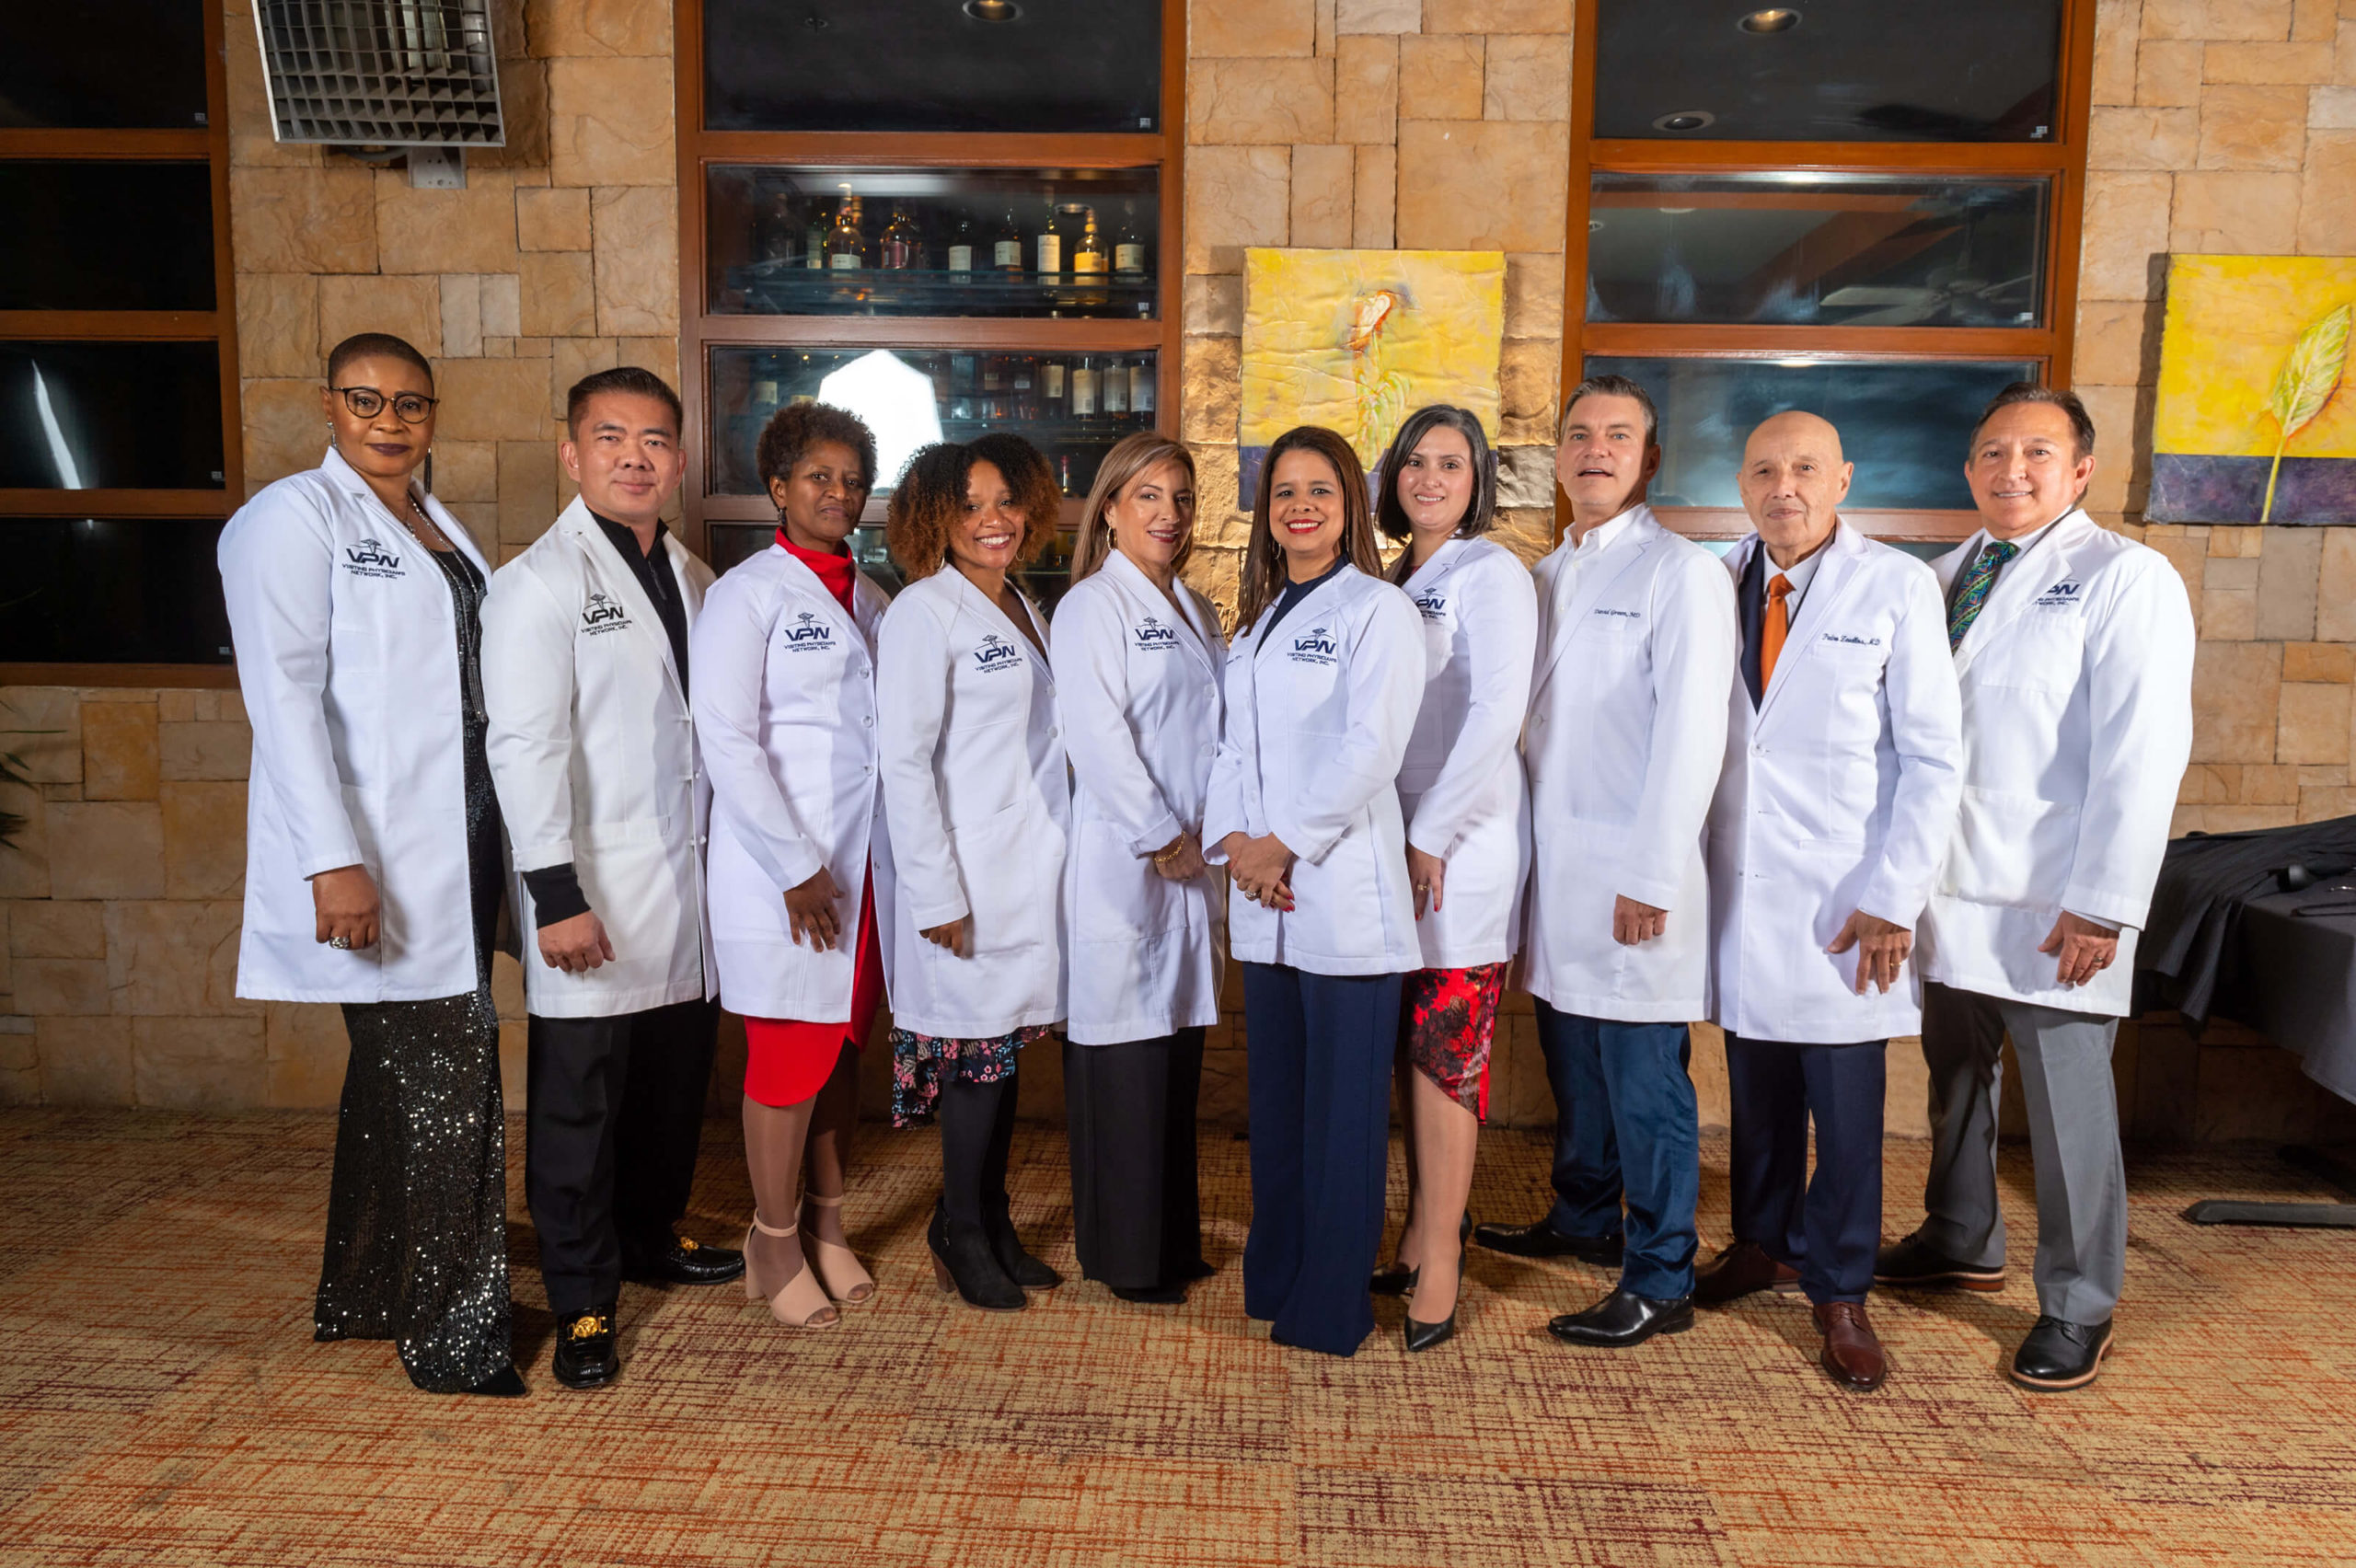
[329,386,439,423]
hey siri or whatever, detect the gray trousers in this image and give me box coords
[1918,981,2127,1323]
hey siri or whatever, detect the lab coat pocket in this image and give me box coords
[945,803,1035,956]
[1942,785,2078,908]
[1075,819,1184,940]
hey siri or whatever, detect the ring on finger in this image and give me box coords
[328,934,352,951]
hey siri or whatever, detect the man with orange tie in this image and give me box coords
[1696,410,1962,1392]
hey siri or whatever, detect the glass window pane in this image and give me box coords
[0,164,216,312]
[708,167,1161,321]
[1596,1,2063,143]
[6,2,210,129]
[709,346,1160,499]
[1582,356,2038,511]
[0,518,232,663]
[704,0,1161,133]
[0,343,226,490]
[1588,173,2046,328]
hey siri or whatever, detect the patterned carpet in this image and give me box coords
[0,1107,2352,1567]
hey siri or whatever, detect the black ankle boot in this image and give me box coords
[929,1200,1025,1311]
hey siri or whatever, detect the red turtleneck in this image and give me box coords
[779,528,856,612]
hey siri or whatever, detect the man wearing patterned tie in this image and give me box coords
[1876,385,2195,1392]
[1695,412,1962,1394]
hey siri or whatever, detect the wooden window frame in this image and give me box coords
[673,0,1185,551]
[1555,0,2099,544]
[0,2,242,687]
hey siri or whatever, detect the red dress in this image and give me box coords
[741,531,887,1109]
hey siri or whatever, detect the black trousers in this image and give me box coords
[1722,1032,1887,1305]
[1064,1028,1207,1290]
[525,997,719,1316]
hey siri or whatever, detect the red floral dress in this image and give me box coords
[1398,962,1507,1121]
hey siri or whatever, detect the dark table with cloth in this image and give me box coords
[2135,817,2356,1226]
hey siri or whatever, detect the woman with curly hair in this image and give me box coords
[875,433,1071,1311]
[1204,425,1425,1357]
[691,401,888,1330]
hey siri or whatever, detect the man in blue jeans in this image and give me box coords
[1483,375,1737,1347]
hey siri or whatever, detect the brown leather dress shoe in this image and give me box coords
[1813,1301,1887,1392]
[1693,1240,1803,1306]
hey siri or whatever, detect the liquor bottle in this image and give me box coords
[826,194,867,270]
[1041,356,1067,418]
[803,199,828,270]
[1034,191,1063,282]
[946,213,976,276]
[992,205,1024,275]
[1114,201,1148,279]
[880,203,920,270]
[1073,208,1108,278]
[1128,357,1155,415]
[1011,354,1038,420]
[1103,352,1129,415]
[1070,355,1098,418]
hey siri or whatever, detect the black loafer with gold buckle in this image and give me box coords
[626,1234,746,1286]
[552,1308,618,1390]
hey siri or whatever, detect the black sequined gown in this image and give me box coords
[312,543,514,1392]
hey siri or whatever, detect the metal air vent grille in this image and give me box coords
[251,0,505,146]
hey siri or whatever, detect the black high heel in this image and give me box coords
[1404,1309,1459,1353]
[929,1202,1026,1312]
[1370,1212,1474,1297]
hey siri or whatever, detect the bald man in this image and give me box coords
[1695,412,1962,1392]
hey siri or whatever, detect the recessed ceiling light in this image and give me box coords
[1652,110,1716,133]
[1739,7,1800,31]
[964,0,1020,17]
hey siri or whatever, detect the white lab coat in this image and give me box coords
[874,567,1068,1038]
[219,447,500,1002]
[1051,548,1228,1045]
[1916,508,2195,1018]
[691,540,895,1023]
[480,499,717,1019]
[1522,504,1738,1022]
[1705,523,1965,1043]
[1396,536,1538,971]
[1205,564,1426,976]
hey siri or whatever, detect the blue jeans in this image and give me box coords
[1241,963,1403,1357]
[1534,1000,1699,1300]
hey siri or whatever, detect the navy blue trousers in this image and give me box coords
[1241,962,1403,1357]
[1534,1000,1700,1301]
[1723,1032,1887,1305]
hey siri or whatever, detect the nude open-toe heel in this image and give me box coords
[801,1193,876,1305]
[745,1214,838,1330]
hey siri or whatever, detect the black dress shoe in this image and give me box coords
[463,1366,528,1398]
[625,1235,746,1286]
[1873,1229,2004,1293]
[551,1309,618,1390]
[1110,1283,1188,1305]
[2009,1316,2113,1390]
[1474,1216,1623,1266]
[1546,1287,1694,1347]
[1404,1309,1458,1353]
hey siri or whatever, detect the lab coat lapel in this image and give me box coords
[1251,564,1348,666]
[1401,535,1468,596]
[559,499,684,707]
[321,444,487,611]
[1106,547,1218,682]
[953,566,1053,690]
[1756,523,1867,732]
[775,544,867,654]
[1953,509,2087,677]
[1533,506,1658,698]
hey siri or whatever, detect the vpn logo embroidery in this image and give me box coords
[782,610,835,650]
[582,591,631,635]
[1289,625,1338,665]
[341,537,404,579]
[2034,578,2085,608]
[1134,615,1179,651]
[1413,590,1448,621]
[973,633,1022,672]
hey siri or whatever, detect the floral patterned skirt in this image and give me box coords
[889,1025,1052,1128]
[1398,962,1507,1122]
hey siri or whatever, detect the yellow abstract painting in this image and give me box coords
[1238,248,1505,502]
[2152,255,2356,525]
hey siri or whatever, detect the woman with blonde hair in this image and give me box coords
[1204,425,1425,1355]
[876,432,1070,1311]
[1052,433,1225,1305]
